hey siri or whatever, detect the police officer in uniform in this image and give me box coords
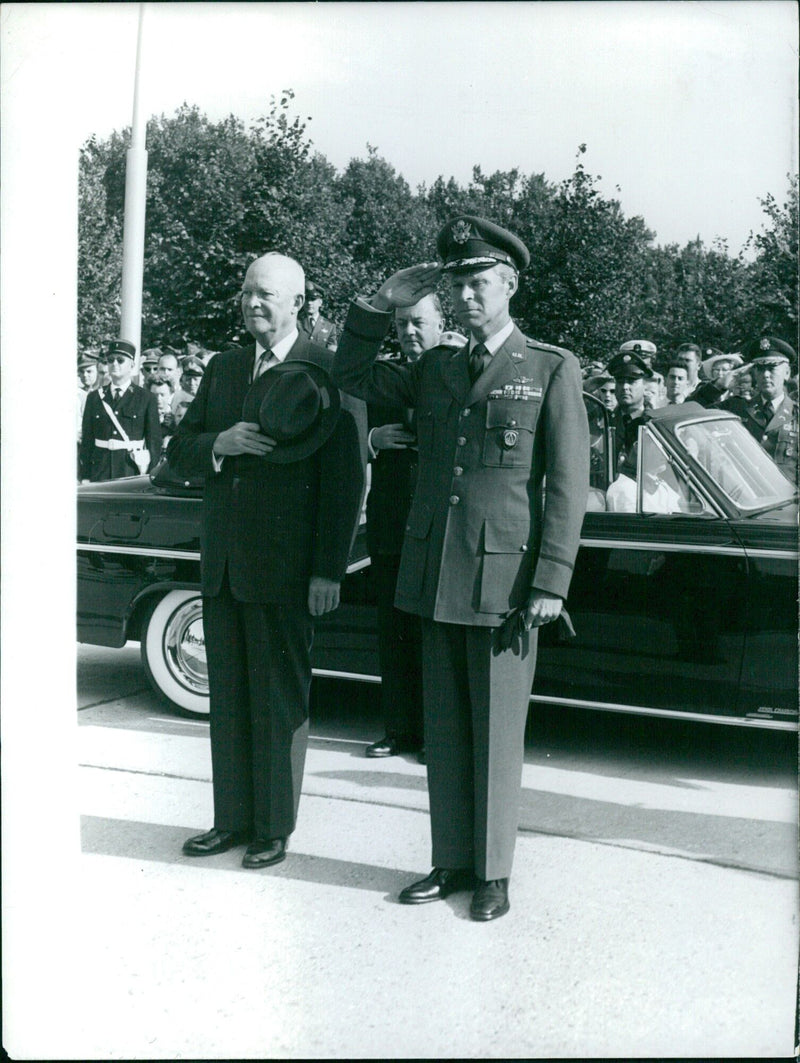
[79,340,162,482]
[334,216,589,921]
[606,349,653,475]
[298,281,338,350]
[722,337,798,483]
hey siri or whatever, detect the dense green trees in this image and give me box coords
[78,96,798,365]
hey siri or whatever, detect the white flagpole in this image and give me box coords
[119,2,148,368]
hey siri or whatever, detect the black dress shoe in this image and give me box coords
[398,867,475,904]
[182,828,249,857]
[365,736,399,758]
[241,837,287,869]
[470,878,510,921]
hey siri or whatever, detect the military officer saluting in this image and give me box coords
[79,339,162,483]
[334,216,589,921]
[723,336,798,483]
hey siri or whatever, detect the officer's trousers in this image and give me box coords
[421,618,538,880]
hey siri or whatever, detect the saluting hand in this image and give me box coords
[523,590,563,629]
[308,576,341,617]
[370,263,442,312]
[213,422,276,457]
[371,423,416,450]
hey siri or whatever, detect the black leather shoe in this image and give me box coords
[398,867,475,904]
[182,828,249,857]
[241,838,287,869]
[365,736,399,758]
[470,878,510,921]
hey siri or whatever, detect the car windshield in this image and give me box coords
[676,417,797,513]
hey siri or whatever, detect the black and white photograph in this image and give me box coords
[2,2,798,1058]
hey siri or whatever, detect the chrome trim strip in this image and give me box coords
[309,671,797,731]
[77,541,373,575]
[580,537,797,560]
[78,542,201,560]
[528,693,797,731]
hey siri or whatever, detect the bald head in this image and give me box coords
[241,253,306,347]
[394,294,444,360]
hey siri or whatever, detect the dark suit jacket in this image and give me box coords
[79,384,162,481]
[366,401,418,558]
[167,334,365,605]
[334,304,589,626]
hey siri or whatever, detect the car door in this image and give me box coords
[533,398,749,723]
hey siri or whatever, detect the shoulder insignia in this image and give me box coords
[525,337,573,358]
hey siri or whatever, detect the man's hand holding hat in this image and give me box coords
[213,422,276,458]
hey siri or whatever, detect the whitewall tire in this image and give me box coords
[140,590,210,718]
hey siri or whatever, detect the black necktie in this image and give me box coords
[112,388,121,404]
[469,343,490,383]
[255,350,274,379]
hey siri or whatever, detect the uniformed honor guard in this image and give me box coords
[722,336,798,483]
[298,281,339,350]
[606,349,653,475]
[79,340,162,483]
[333,216,589,921]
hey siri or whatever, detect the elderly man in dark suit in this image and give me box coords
[79,339,162,482]
[334,217,589,920]
[168,252,364,869]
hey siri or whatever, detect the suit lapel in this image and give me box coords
[440,343,470,403]
[465,325,529,406]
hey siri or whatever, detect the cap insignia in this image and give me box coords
[451,220,472,244]
[623,355,631,363]
[760,337,771,351]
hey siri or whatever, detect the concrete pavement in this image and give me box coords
[51,723,797,1058]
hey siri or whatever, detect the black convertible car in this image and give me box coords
[77,397,798,730]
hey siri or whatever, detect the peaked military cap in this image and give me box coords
[141,347,162,366]
[437,215,530,273]
[305,281,324,300]
[107,339,136,360]
[619,339,656,359]
[745,335,797,369]
[606,351,653,380]
[181,356,205,377]
[77,352,98,369]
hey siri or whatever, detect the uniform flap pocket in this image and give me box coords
[483,518,530,554]
[405,505,434,540]
[485,399,538,431]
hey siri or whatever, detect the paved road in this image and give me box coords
[13,644,800,1058]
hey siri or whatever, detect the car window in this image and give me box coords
[584,392,610,512]
[639,429,712,516]
[676,417,795,511]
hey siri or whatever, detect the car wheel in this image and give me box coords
[141,590,210,718]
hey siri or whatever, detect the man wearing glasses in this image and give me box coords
[79,339,162,483]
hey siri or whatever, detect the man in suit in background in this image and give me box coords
[334,217,589,921]
[168,252,364,869]
[298,281,338,350]
[79,340,162,482]
[364,294,447,762]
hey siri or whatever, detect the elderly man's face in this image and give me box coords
[447,264,516,339]
[394,296,444,360]
[241,257,303,348]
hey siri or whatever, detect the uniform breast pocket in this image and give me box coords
[482,399,539,467]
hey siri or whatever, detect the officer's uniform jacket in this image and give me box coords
[723,393,798,483]
[79,383,162,482]
[333,302,589,626]
[299,313,338,351]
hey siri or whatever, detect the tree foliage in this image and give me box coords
[78,99,798,367]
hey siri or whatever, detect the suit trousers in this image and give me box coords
[203,572,313,839]
[372,554,423,743]
[421,618,538,880]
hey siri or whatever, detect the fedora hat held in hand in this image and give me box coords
[241,360,341,464]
